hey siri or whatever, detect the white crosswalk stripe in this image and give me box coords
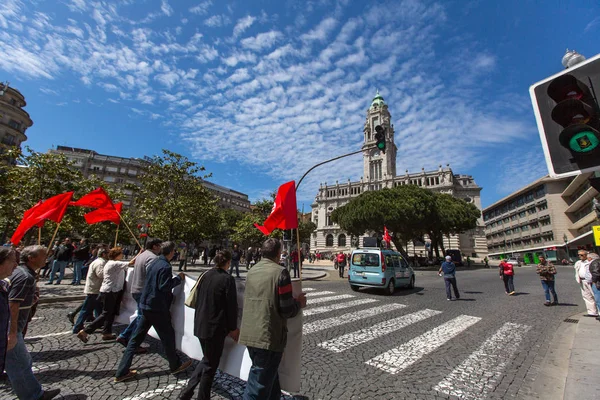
[318,309,442,353]
[304,303,406,334]
[302,288,316,291]
[306,291,336,297]
[433,322,532,399]
[307,294,355,305]
[303,298,379,316]
[365,315,481,374]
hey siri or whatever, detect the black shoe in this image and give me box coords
[67,312,75,325]
[116,336,128,347]
[552,301,558,306]
[544,302,551,306]
[39,388,61,400]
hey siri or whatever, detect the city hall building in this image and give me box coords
[310,92,488,258]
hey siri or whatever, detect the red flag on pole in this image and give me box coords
[254,181,298,235]
[10,192,74,245]
[383,226,392,246]
[84,202,123,225]
[70,187,114,209]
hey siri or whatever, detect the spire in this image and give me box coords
[370,89,386,109]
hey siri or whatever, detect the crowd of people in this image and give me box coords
[0,236,307,400]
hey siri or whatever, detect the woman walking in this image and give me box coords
[179,250,239,400]
[499,259,515,295]
[77,247,134,342]
[536,255,558,306]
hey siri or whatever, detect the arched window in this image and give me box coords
[325,234,334,247]
[338,234,346,247]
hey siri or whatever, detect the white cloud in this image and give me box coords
[495,146,548,195]
[189,0,212,15]
[232,15,256,38]
[161,0,173,16]
[204,14,231,27]
[300,17,338,42]
[240,31,283,52]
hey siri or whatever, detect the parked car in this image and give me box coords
[348,248,415,295]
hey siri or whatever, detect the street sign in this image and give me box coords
[530,53,600,178]
[593,225,600,246]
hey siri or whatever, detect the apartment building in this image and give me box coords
[0,83,33,151]
[483,172,599,264]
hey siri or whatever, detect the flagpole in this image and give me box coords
[38,226,41,245]
[47,223,61,254]
[114,209,143,249]
[296,227,302,281]
[114,224,119,247]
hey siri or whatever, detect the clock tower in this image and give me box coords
[362,90,397,182]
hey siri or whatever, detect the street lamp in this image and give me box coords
[563,233,569,263]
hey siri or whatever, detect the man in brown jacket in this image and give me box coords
[536,255,558,306]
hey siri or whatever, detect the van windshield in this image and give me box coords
[352,253,380,267]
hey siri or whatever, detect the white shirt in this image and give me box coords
[84,257,106,295]
[576,259,591,282]
[100,260,130,293]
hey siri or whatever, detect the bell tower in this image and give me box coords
[362,90,397,182]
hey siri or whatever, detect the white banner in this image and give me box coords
[115,269,303,392]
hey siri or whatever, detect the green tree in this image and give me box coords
[298,219,317,245]
[212,208,246,244]
[134,149,219,243]
[231,197,284,248]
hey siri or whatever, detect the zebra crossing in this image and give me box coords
[301,286,532,399]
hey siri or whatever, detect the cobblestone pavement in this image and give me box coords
[1,266,584,399]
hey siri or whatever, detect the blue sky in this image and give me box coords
[1,0,599,209]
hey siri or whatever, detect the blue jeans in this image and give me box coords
[118,292,142,342]
[243,347,283,400]
[48,260,68,283]
[592,284,600,313]
[5,332,44,400]
[229,260,240,277]
[444,277,460,299]
[72,260,85,284]
[73,294,103,333]
[541,280,558,303]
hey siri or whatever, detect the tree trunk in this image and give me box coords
[391,237,404,253]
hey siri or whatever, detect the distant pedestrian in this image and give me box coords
[246,248,253,270]
[588,253,600,321]
[499,259,515,295]
[230,244,242,278]
[191,248,199,265]
[291,249,300,279]
[203,247,209,265]
[77,247,135,342]
[574,250,597,316]
[483,256,489,268]
[46,237,74,285]
[114,241,192,382]
[239,238,306,400]
[208,245,217,265]
[178,250,239,400]
[6,245,61,400]
[536,256,558,306]
[72,238,90,285]
[336,252,347,278]
[439,255,460,301]
[178,246,188,272]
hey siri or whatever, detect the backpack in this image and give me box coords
[184,271,206,309]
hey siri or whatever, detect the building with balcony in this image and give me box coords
[0,83,33,150]
[50,146,251,212]
[311,92,488,258]
[483,172,600,264]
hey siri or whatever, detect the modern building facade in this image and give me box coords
[0,83,33,151]
[50,146,251,212]
[311,92,488,258]
[483,172,600,264]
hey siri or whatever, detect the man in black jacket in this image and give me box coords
[179,250,239,400]
[46,238,73,285]
[72,238,90,285]
[589,253,600,320]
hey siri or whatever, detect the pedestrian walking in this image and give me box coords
[246,247,253,270]
[117,238,162,347]
[72,247,107,334]
[574,250,598,316]
[336,252,347,278]
[178,246,188,272]
[0,247,18,376]
[72,238,90,285]
[291,248,300,279]
[588,253,600,321]
[203,247,209,265]
[46,237,74,285]
[499,259,515,295]
[77,247,135,342]
[230,244,242,278]
[483,256,489,268]
[208,245,217,265]
[439,256,460,301]
[536,256,558,306]
[191,248,199,265]
[114,241,192,382]
[178,250,239,400]
[239,238,307,400]
[6,245,61,400]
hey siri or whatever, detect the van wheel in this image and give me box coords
[350,285,359,292]
[408,275,415,289]
[385,279,395,296]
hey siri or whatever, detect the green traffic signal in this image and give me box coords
[568,131,600,153]
[374,125,386,154]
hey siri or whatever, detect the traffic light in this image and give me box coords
[374,125,386,154]
[530,54,600,177]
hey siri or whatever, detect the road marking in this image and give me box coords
[304,303,406,334]
[306,291,336,297]
[304,298,379,316]
[303,288,316,291]
[365,315,481,374]
[308,294,355,305]
[25,330,71,340]
[318,309,442,352]
[433,322,532,399]
[122,379,189,400]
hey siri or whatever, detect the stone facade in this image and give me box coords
[0,83,32,151]
[311,92,487,258]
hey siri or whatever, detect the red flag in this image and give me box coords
[383,226,392,244]
[84,202,123,225]
[254,181,298,235]
[71,187,114,209]
[10,192,74,245]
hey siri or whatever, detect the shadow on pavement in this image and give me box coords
[512,292,529,296]
[61,395,88,400]
[357,286,425,297]
[464,291,483,294]
[457,298,476,302]
[32,347,111,362]
[554,303,579,307]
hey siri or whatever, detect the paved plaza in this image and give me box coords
[0,265,587,399]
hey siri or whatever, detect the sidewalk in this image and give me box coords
[38,261,328,303]
[522,312,600,400]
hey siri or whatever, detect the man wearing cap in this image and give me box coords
[439,256,460,301]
